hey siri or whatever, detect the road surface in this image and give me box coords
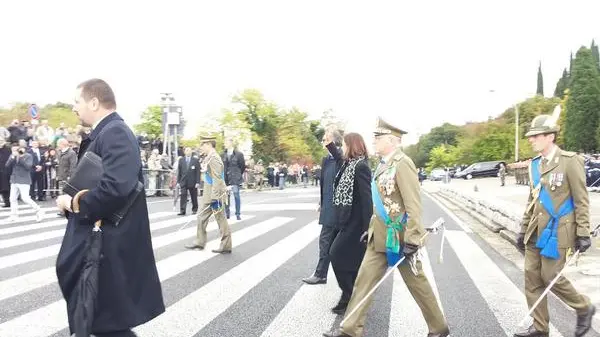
[0,186,597,337]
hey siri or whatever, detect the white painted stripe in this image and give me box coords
[0,204,53,211]
[423,191,473,233]
[0,212,175,249]
[134,221,320,337]
[0,212,60,226]
[260,266,337,337]
[388,249,444,336]
[0,212,174,236]
[0,214,252,271]
[445,230,563,337]
[0,206,57,216]
[389,272,428,336]
[0,216,293,336]
[243,203,317,212]
[0,215,255,301]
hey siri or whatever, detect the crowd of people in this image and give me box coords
[0,119,85,221]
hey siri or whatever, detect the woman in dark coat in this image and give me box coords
[327,132,373,314]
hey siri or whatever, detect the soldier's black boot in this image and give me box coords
[427,327,450,337]
[322,329,351,337]
[513,325,549,337]
[575,305,596,337]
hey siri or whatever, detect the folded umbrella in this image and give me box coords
[70,189,103,337]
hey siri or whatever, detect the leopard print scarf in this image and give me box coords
[333,156,365,207]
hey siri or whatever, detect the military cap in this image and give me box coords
[374,117,407,137]
[199,133,217,143]
[525,105,561,137]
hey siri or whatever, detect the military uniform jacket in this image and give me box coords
[520,147,591,248]
[368,148,425,252]
[201,150,227,205]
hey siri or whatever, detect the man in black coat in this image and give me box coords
[55,79,165,337]
[177,147,200,215]
[303,128,344,285]
[223,139,245,220]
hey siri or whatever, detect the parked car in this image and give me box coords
[454,161,505,180]
[429,168,446,181]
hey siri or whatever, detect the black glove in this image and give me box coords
[575,236,592,253]
[516,233,525,251]
[402,242,419,257]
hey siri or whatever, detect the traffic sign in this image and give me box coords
[29,104,40,120]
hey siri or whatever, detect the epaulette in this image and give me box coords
[561,151,576,157]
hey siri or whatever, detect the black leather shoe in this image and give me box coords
[427,327,450,337]
[575,305,596,337]
[302,275,326,285]
[323,329,351,337]
[212,249,232,254]
[513,325,549,337]
[331,302,348,315]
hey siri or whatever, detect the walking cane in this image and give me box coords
[517,248,581,327]
[340,217,446,326]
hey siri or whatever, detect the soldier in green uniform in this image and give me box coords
[185,134,232,254]
[324,117,449,337]
[253,159,265,191]
[514,109,595,337]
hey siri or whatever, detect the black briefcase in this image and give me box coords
[63,151,144,226]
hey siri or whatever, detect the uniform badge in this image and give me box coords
[556,173,563,187]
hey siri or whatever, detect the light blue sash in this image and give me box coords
[530,157,574,260]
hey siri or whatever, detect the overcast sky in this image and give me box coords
[1,0,598,146]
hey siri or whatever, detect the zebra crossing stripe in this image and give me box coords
[445,230,564,337]
[133,221,320,337]
[0,216,296,336]
[259,267,339,337]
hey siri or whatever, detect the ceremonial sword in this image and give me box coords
[340,217,447,326]
[517,224,599,327]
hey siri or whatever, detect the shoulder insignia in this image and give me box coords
[561,151,576,157]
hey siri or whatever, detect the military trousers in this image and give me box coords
[524,241,591,332]
[195,203,232,251]
[340,241,447,337]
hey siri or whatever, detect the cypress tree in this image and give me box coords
[536,62,544,96]
[592,39,600,71]
[564,47,600,152]
[554,68,569,98]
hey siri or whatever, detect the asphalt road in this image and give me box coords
[0,186,597,337]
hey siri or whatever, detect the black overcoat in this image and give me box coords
[0,145,11,193]
[329,158,373,271]
[55,112,165,334]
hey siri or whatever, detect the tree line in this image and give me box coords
[405,40,600,172]
[134,89,329,165]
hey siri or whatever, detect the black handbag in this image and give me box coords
[63,147,143,226]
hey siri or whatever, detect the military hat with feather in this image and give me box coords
[525,105,562,137]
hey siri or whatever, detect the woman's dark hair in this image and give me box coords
[343,132,368,159]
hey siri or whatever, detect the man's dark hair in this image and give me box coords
[77,78,117,110]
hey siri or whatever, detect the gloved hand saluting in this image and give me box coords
[210,200,222,211]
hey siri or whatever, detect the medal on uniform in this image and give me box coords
[549,173,556,191]
[556,173,563,187]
